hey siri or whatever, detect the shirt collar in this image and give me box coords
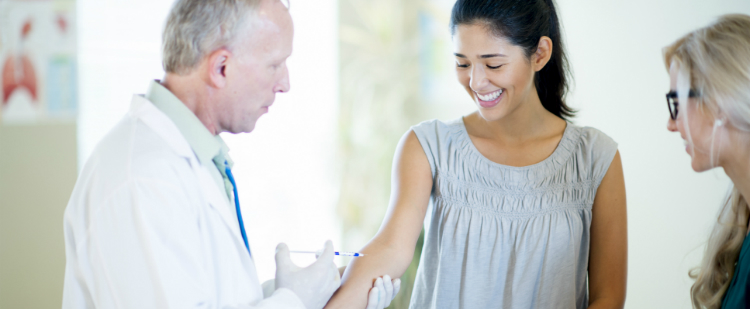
[146,80,230,166]
[214,137,234,170]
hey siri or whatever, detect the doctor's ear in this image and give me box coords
[206,49,230,88]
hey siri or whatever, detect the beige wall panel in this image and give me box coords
[0,123,77,308]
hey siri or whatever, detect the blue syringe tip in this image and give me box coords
[334,251,365,257]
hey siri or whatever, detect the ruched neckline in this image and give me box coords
[456,117,579,171]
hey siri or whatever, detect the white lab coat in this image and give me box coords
[62,95,305,309]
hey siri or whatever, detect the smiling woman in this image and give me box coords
[451,0,574,120]
[325,0,627,308]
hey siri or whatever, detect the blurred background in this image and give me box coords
[2,0,750,308]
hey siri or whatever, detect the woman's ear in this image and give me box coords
[533,36,553,72]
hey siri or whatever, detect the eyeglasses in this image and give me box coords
[665,89,699,120]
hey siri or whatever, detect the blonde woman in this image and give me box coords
[664,14,750,309]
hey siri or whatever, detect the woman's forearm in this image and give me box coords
[325,237,415,309]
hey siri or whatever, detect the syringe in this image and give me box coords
[290,251,365,257]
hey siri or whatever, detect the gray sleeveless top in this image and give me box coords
[409,118,618,309]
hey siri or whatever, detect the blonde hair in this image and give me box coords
[663,14,750,309]
[162,0,262,75]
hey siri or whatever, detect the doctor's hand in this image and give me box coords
[365,275,401,309]
[275,240,341,309]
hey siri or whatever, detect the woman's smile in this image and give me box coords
[475,89,504,108]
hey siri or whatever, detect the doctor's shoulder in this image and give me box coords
[68,113,201,215]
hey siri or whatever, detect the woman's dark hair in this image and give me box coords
[450,0,575,119]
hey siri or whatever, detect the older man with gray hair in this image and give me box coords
[61,0,397,308]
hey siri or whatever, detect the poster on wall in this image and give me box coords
[0,0,77,124]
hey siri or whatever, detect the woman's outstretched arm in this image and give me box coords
[325,130,434,309]
[588,151,628,309]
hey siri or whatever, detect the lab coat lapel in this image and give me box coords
[130,95,251,259]
[196,164,248,252]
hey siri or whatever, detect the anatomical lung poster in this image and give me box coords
[0,0,76,124]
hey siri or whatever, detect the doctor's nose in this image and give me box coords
[275,65,291,94]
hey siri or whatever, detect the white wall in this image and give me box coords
[77,0,172,166]
[557,0,750,307]
[77,0,340,282]
[221,0,341,281]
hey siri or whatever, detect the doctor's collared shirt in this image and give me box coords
[146,80,236,205]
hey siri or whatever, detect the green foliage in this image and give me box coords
[336,0,424,249]
[336,0,464,307]
[336,0,429,307]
